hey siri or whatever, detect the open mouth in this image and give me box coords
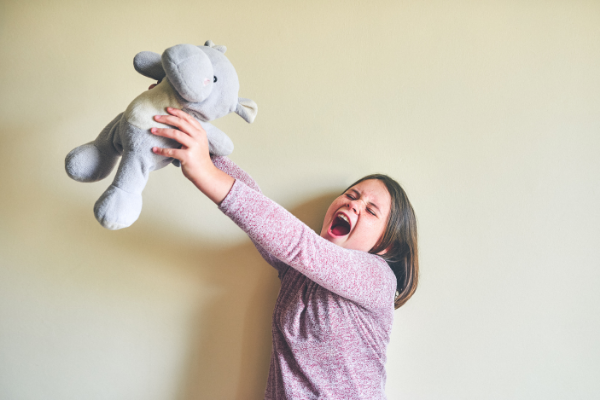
[330,213,351,237]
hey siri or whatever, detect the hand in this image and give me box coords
[148,79,162,90]
[151,108,235,204]
[151,107,212,182]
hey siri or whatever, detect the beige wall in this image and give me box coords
[1,1,599,399]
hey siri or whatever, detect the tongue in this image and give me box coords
[332,225,349,236]
[331,217,350,236]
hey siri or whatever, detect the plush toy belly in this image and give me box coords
[123,79,182,131]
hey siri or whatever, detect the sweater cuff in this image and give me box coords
[218,178,245,215]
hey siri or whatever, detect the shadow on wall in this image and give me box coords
[0,127,339,400]
[178,191,340,400]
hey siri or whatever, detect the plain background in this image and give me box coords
[1,1,599,399]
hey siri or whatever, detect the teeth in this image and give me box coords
[338,214,349,224]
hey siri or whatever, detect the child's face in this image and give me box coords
[320,179,391,254]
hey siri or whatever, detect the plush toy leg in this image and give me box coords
[93,150,152,230]
[65,113,123,182]
[202,121,234,156]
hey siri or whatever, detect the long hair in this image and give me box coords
[345,174,419,309]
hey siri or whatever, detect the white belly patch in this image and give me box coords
[124,79,182,131]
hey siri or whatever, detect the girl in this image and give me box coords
[151,108,418,399]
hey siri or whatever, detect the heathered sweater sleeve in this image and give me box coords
[211,156,288,274]
[211,156,261,192]
[219,179,397,311]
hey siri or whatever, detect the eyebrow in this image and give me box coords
[350,189,381,212]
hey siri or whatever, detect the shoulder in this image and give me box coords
[368,253,397,298]
[336,250,397,310]
[352,250,396,283]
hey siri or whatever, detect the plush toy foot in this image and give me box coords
[94,185,142,230]
[65,142,119,182]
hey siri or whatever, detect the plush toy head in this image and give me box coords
[65,41,257,230]
[134,41,257,124]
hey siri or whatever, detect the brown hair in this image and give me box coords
[345,174,419,309]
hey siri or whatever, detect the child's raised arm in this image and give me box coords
[151,107,235,204]
[152,110,288,274]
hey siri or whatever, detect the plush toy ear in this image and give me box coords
[133,51,166,81]
[236,98,258,123]
[204,40,227,53]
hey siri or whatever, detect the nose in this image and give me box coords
[348,199,363,215]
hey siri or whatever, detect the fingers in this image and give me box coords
[152,146,185,160]
[153,108,204,136]
[151,108,209,165]
[150,126,194,148]
[166,107,204,131]
[148,79,162,90]
[154,114,197,138]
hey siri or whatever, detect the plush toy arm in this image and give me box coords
[133,51,166,81]
[199,121,234,156]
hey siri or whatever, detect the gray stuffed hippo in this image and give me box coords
[65,41,257,230]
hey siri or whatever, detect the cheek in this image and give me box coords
[352,219,383,243]
[326,198,345,219]
[320,200,341,233]
[362,219,387,243]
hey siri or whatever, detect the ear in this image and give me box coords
[235,98,258,123]
[377,247,391,256]
[204,40,227,53]
[133,51,166,81]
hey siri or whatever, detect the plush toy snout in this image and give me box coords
[162,44,214,103]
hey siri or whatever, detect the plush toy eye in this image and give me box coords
[213,76,218,83]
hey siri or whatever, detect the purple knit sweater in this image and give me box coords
[213,157,396,400]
